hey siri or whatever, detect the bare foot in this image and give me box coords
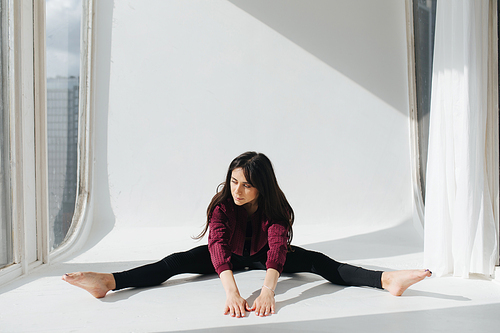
[62,272,116,298]
[381,269,432,296]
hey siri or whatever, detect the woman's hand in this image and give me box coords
[219,270,249,317]
[249,268,279,316]
[249,287,275,316]
[224,291,251,317]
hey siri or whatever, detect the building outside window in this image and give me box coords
[46,0,82,250]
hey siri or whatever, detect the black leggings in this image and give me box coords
[113,245,383,290]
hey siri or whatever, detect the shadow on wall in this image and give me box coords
[228,0,410,114]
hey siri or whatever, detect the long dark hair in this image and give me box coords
[195,152,294,247]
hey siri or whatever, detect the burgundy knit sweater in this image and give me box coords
[208,199,289,275]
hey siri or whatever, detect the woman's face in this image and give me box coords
[230,168,259,210]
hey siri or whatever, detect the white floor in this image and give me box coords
[1,221,500,333]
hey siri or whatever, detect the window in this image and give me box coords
[46,0,82,251]
[0,0,92,285]
[413,0,437,203]
[407,0,437,227]
[0,0,13,269]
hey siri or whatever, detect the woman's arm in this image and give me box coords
[249,219,287,316]
[208,205,250,317]
[208,206,234,275]
[220,270,250,317]
[249,268,279,316]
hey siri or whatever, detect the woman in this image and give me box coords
[63,152,431,318]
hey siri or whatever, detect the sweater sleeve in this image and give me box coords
[208,205,233,275]
[266,221,289,274]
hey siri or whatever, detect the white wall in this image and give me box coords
[93,0,413,237]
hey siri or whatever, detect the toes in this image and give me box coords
[62,273,73,281]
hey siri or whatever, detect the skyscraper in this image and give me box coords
[46,76,79,249]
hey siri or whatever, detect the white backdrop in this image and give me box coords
[97,0,413,236]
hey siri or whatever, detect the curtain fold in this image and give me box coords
[423,0,498,278]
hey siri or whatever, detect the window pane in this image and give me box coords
[46,0,82,250]
[413,0,437,202]
[0,0,13,268]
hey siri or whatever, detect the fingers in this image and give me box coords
[224,302,248,318]
[254,302,274,316]
[255,305,270,316]
[246,302,253,312]
[224,297,277,318]
[230,306,245,318]
[226,306,240,317]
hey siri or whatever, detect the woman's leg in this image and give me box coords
[63,245,215,298]
[283,246,383,288]
[282,246,431,295]
[113,245,215,290]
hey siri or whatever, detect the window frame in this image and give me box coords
[0,0,94,285]
[48,0,94,262]
[0,0,14,273]
[405,0,426,234]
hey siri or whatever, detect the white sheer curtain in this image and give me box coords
[423,0,498,278]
